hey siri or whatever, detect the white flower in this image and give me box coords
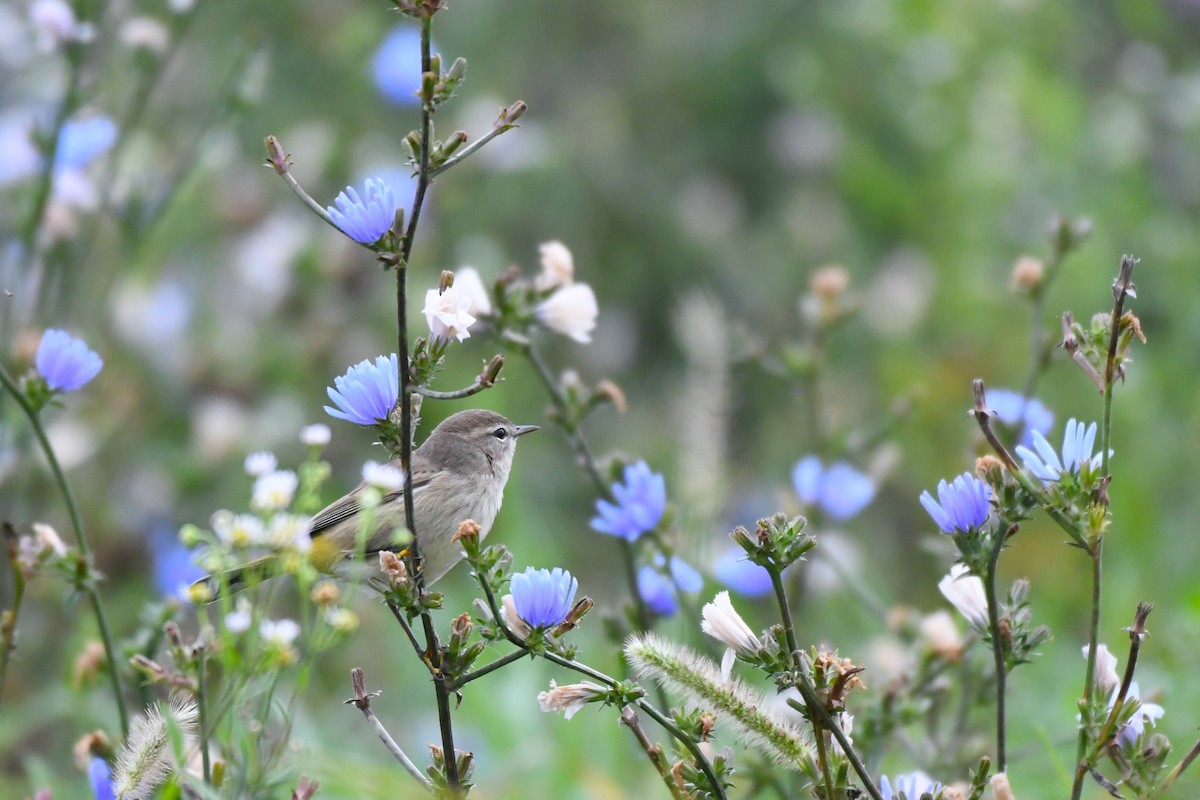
[535,240,575,291]
[167,0,196,13]
[500,593,532,639]
[1110,682,1164,747]
[32,522,68,558]
[918,610,963,657]
[362,460,405,492]
[537,680,606,720]
[119,17,169,53]
[423,285,477,343]
[536,283,598,343]
[299,423,331,446]
[453,267,492,316]
[991,773,1015,800]
[938,563,989,630]
[325,607,360,632]
[1084,643,1120,694]
[211,511,266,547]
[267,513,311,553]
[259,617,301,646]
[243,450,277,476]
[251,469,298,511]
[225,599,252,633]
[701,591,763,681]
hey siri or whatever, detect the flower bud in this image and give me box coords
[451,519,481,543]
[990,773,1016,800]
[380,550,409,586]
[974,454,1005,484]
[311,580,339,606]
[810,265,849,300]
[72,641,107,687]
[536,240,575,291]
[1010,256,1044,293]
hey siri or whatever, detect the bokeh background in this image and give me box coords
[3,0,1200,797]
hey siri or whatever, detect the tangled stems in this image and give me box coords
[0,364,129,735]
[766,568,881,800]
[471,572,727,799]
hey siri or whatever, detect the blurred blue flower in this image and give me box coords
[35,328,103,392]
[324,354,399,426]
[510,567,578,628]
[1016,418,1105,483]
[151,526,204,603]
[638,554,703,616]
[372,26,425,106]
[638,565,677,616]
[791,456,874,521]
[920,472,991,534]
[56,117,117,171]
[988,388,1053,448]
[590,461,666,541]
[879,771,939,800]
[713,545,774,597]
[326,178,397,244]
[88,756,115,800]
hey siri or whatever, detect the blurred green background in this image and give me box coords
[3,0,1200,797]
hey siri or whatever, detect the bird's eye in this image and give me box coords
[492,427,508,440]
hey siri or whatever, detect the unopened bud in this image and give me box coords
[311,580,339,606]
[73,731,113,770]
[698,713,716,740]
[439,269,455,293]
[564,597,593,627]
[451,519,481,543]
[499,101,527,126]
[263,135,290,174]
[450,612,473,639]
[446,57,467,84]
[479,355,505,387]
[380,550,409,585]
[32,523,67,557]
[591,379,627,414]
[405,130,422,159]
[72,641,107,687]
[1010,256,1044,293]
[443,130,468,157]
[187,581,213,605]
[810,265,849,300]
[974,454,1005,484]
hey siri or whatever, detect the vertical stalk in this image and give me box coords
[392,14,459,792]
[983,531,1008,771]
[0,366,129,735]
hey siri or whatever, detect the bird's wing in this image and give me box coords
[308,467,441,540]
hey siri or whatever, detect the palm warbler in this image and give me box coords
[198,409,538,596]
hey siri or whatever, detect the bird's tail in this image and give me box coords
[191,555,279,602]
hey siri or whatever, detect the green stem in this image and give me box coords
[768,567,881,800]
[0,365,128,735]
[198,647,212,784]
[983,530,1008,771]
[448,648,528,690]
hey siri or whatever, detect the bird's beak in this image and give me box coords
[513,425,540,437]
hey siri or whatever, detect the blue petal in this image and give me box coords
[638,565,677,616]
[713,546,774,597]
[791,456,823,504]
[820,462,874,520]
[372,27,426,107]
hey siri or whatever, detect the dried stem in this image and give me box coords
[620,705,686,800]
[346,668,433,792]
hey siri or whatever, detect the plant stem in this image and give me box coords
[198,647,212,784]
[0,523,26,711]
[0,365,129,735]
[348,668,433,792]
[448,648,528,690]
[620,705,687,800]
[983,529,1008,771]
[768,567,881,800]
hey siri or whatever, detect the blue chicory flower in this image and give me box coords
[88,756,116,800]
[920,472,991,534]
[590,461,666,541]
[35,329,103,392]
[1015,418,1105,483]
[324,354,399,426]
[56,117,117,171]
[879,771,940,800]
[638,565,677,616]
[987,388,1054,448]
[791,456,875,521]
[326,178,398,245]
[151,525,205,603]
[713,545,774,598]
[372,26,426,106]
[510,567,578,628]
[638,554,703,616]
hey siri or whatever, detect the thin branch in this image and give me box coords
[1088,603,1153,763]
[0,365,128,735]
[346,668,433,792]
[620,705,686,800]
[428,103,526,178]
[447,648,528,690]
[983,525,1010,771]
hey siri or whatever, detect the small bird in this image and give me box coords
[199,409,538,596]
